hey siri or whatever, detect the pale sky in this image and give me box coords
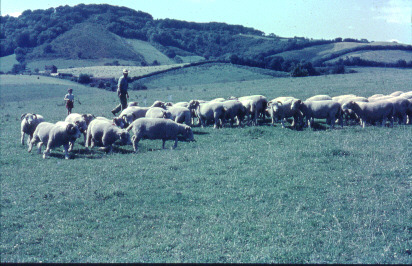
[1,0,411,44]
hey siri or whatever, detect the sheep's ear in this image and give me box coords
[21,113,28,120]
[33,114,37,119]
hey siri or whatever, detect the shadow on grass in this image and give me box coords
[192,130,209,135]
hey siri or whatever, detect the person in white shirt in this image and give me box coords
[64,88,75,115]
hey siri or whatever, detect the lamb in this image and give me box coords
[291,100,343,129]
[333,96,368,125]
[29,121,82,159]
[389,91,404,97]
[20,113,45,145]
[145,107,171,119]
[342,100,394,128]
[126,118,195,152]
[399,91,412,100]
[85,119,131,152]
[331,94,357,102]
[267,99,302,128]
[306,95,332,101]
[166,105,192,125]
[95,116,126,128]
[188,100,226,128]
[387,96,411,124]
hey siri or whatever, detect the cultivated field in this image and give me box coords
[0,66,411,263]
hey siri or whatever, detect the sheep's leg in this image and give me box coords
[21,132,25,145]
[68,140,74,152]
[63,144,70,160]
[281,118,286,128]
[43,147,50,159]
[132,136,139,153]
[37,142,43,154]
[162,139,166,149]
[172,138,178,149]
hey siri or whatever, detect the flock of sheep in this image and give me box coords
[20,90,412,159]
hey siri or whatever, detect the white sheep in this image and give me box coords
[65,113,95,151]
[399,91,412,100]
[222,100,247,127]
[389,91,404,97]
[145,107,171,119]
[85,119,131,152]
[342,100,394,128]
[387,96,411,124]
[126,118,195,152]
[20,113,45,145]
[188,100,226,128]
[118,101,166,126]
[237,95,268,125]
[95,116,126,128]
[306,95,332,101]
[166,106,192,126]
[29,121,82,159]
[267,99,302,128]
[291,100,343,129]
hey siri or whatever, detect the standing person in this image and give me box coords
[64,88,74,115]
[112,69,129,115]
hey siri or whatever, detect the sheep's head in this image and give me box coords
[82,114,95,125]
[183,126,195,142]
[66,123,81,139]
[341,101,354,112]
[75,120,87,133]
[21,113,37,125]
[118,131,132,145]
[152,101,166,109]
[113,117,125,128]
[290,100,302,111]
[188,100,200,110]
[165,102,174,107]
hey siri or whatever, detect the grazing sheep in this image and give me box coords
[166,106,192,125]
[86,119,131,152]
[29,121,82,159]
[145,107,171,119]
[188,100,225,128]
[331,94,357,102]
[387,96,411,124]
[334,96,368,125]
[126,118,195,152]
[342,100,394,128]
[390,91,404,97]
[65,113,95,151]
[306,95,332,101]
[173,102,190,108]
[210,97,226,102]
[267,99,303,128]
[367,96,393,102]
[291,100,343,129]
[237,95,268,125]
[222,100,247,127]
[20,113,45,145]
[368,94,385,101]
[118,101,166,126]
[95,116,126,128]
[399,91,412,100]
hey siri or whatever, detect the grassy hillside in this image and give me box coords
[27,23,146,63]
[124,39,175,65]
[272,42,412,64]
[0,54,18,73]
[1,68,411,263]
[326,50,412,64]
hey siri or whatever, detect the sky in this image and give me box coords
[1,0,411,44]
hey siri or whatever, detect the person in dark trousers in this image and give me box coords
[112,69,130,115]
[64,88,74,115]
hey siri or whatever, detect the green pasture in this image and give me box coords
[0,67,411,263]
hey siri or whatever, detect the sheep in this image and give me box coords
[305,95,332,101]
[118,101,166,126]
[188,100,225,128]
[333,96,368,125]
[387,96,411,125]
[20,113,45,145]
[85,119,131,153]
[29,121,82,159]
[210,97,226,102]
[267,99,303,128]
[331,94,357,102]
[291,100,343,129]
[128,101,139,107]
[65,113,96,151]
[389,91,404,97]
[166,106,192,126]
[237,95,268,125]
[126,118,195,152]
[342,100,394,128]
[95,116,126,128]
[367,96,393,102]
[399,91,412,100]
[222,100,247,127]
[145,107,171,119]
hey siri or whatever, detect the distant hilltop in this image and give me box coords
[1,3,411,73]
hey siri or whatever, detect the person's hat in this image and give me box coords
[123,69,129,74]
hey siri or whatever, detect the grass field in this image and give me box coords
[0,67,411,263]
